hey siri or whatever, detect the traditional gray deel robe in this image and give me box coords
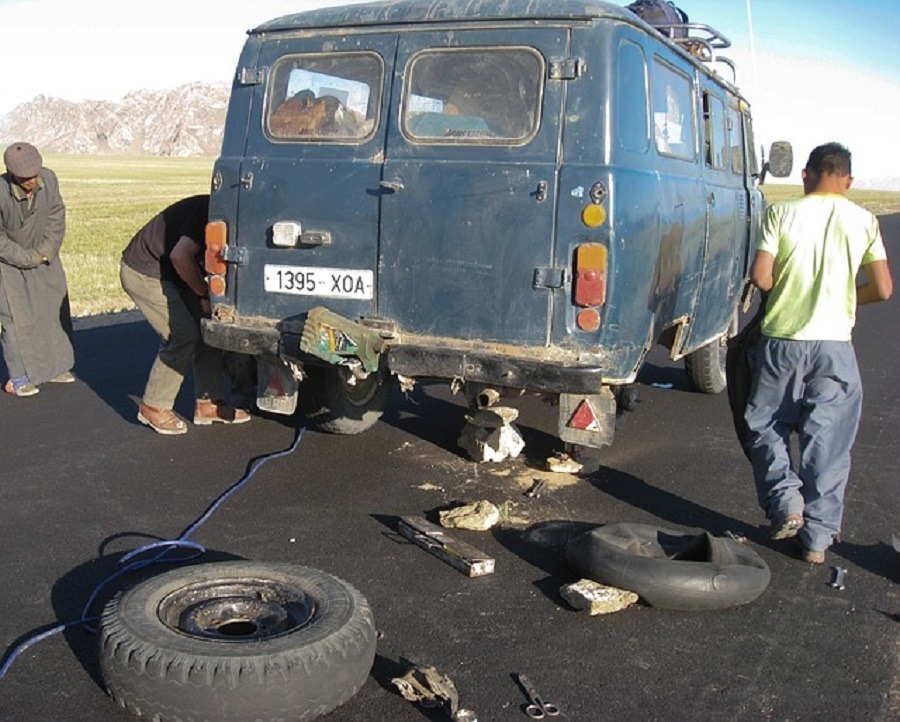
[0,168,74,385]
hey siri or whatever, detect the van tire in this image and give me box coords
[97,562,376,722]
[684,336,728,393]
[301,365,389,435]
[685,310,738,394]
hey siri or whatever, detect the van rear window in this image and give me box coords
[402,47,543,145]
[266,52,383,142]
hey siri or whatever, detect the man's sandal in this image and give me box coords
[194,399,251,426]
[770,514,804,540]
[138,403,188,435]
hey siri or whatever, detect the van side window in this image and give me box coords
[743,111,760,176]
[651,59,695,160]
[702,90,727,168]
[616,40,649,153]
[266,53,383,142]
[402,47,543,145]
[727,103,744,174]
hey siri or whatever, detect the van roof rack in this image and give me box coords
[653,23,738,86]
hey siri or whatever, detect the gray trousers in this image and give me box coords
[120,261,224,410]
[744,336,862,551]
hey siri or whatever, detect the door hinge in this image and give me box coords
[238,67,267,86]
[549,58,583,80]
[533,267,567,289]
[221,246,248,265]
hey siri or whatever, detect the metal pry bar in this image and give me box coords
[398,516,496,577]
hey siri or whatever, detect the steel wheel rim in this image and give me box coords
[157,578,316,641]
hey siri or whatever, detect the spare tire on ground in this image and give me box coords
[566,523,770,611]
[97,561,376,722]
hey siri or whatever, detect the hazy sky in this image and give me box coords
[1,0,897,186]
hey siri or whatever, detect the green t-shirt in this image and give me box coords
[758,193,887,341]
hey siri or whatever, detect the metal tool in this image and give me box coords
[830,566,847,590]
[517,674,559,718]
[525,480,547,498]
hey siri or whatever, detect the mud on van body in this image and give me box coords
[202,0,791,451]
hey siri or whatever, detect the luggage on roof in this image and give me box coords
[626,0,689,38]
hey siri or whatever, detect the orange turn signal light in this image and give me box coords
[205,220,227,276]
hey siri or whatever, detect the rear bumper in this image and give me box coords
[203,318,604,396]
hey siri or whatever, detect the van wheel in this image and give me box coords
[97,562,376,722]
[684,336,727,393]
[684,312,737,394]
[301,365,389,435]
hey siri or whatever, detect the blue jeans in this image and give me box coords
[744,337,862,551]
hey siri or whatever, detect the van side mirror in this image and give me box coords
[759,141,793,185]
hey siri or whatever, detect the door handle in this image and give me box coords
[379,179,404,193]
[240,172,254,190]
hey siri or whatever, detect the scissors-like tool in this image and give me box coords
[517,673,560,718]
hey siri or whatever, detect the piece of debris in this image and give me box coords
[392,660,477,721]
[524,479,547,498]
[458,406,525,462]
[399,516,496,577]
[546,452,583,474]
[829,566,847,591]
[560,579,639,615]
[439,500,501,531]
[416,482,444,492]
[725,530,748,544]
[651,382,673,389]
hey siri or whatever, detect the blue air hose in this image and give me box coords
[0,427,304,681]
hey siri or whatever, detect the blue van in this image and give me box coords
[202,0,791,452]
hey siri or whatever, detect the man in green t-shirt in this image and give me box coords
[745,142,892,564]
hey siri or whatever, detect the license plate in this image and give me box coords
[264,265,374,299]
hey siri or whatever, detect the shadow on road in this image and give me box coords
[71,320,159,423]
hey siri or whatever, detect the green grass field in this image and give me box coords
[46,154,900,318]
[49,154,214,317]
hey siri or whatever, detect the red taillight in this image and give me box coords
[205,221,227,276]
[573,243,607,307]
[573,243,607,331]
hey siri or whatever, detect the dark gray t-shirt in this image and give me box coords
[121,194,209,282]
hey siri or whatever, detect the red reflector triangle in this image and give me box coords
[568,399,600,431]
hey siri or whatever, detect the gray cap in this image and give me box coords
[4,142,43,178]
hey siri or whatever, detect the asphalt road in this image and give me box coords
[1,216,897,722]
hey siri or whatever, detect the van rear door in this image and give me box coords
[234,35,396,322]
[378,29,568,346]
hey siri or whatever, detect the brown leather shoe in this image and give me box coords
[194,399,251,426]
[138,403,188,435]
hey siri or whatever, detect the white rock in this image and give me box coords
[560,579,639,615]
[439,500,501,531]
[458,422,524,462]
[546,453,583,474]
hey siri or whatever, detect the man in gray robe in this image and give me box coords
[0,142,75,396]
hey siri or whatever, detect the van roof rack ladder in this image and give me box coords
[655,23,738,85]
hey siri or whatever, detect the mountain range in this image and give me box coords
[1,85,899,193]
[0,82,229,157]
